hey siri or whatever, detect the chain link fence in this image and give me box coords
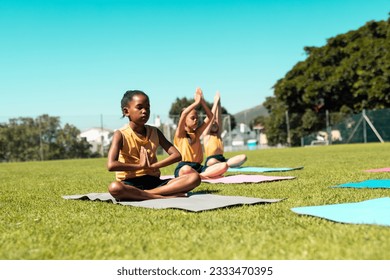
[302,108,390,146]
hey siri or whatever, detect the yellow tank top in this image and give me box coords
[204,135,224,157]
[116,124,160,181]
[174,131,203,163]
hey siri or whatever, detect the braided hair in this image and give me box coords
[120,90,149,118]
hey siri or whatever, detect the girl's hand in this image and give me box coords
[215,91,220,103]
[139,146,151,168]
[194,87,203,104]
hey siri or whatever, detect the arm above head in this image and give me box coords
[214,91,222,138]
[175,88,202,138]
[202,91,221,137]
[197,92,214,136]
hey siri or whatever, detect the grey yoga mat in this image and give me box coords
[63,192,283,212]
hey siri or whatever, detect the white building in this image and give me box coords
[79,127,113,155]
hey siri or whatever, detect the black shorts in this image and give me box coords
[204,154,227,166]
[174,161,207,177]
[122,175,171,190]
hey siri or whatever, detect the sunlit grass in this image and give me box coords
[1,143,389,259]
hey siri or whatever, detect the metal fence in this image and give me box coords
[302,108,390,146]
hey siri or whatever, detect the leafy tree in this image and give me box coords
[55,123,92,159]
[169,97,237,130]
[0,115,92,162]
[169,97,193,124]
[0,117,41,161]
[262,97,288,146]
[36,114,62,160]
[264,16,390,146]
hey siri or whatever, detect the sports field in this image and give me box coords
[1,143,389,259]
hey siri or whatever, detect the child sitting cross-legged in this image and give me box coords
[107,90,201,201]
[173,88,228,179]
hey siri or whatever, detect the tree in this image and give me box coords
[36,114,62,160]
[169,97,237,130]
[0,114,92,162]
[264,17,390,146]
[0,117,41,161]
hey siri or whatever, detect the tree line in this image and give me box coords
[258,16,390,146]
[0,114,98,162]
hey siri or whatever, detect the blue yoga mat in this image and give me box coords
[333,179,390,189]
[228,166,303,173]
[291,197,390,226]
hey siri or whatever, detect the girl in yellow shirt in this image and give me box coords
[174,88,228,178]
[107,90,200,201]
[203,92,247,168]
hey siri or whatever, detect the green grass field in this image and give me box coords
[1,143,390,260]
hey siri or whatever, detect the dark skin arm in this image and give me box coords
[107,130,149,171]
[107,129,181,172]
[149,129,182,169]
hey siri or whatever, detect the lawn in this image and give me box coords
[1,143,389,260]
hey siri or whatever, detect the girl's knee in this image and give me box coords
[214,162,228,176]
[108,181,123,196]
[206,158,219,166]
[239,154,247,162]
[180,165,196,175]
[218,162,229,172]
[228,154,247,167]
[188,172,201,186]
[202,162,228,178]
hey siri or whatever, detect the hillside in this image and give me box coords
[233,104,268,125]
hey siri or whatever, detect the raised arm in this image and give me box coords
[196,91,214,136]
[202,91,220,137]
[175,87,202,138]
[214,91,222,138]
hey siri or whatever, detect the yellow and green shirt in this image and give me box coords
[116,124,160,181]
[174,131,203,163]
[204,135,224,157]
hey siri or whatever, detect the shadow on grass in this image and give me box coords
[188,189,221,196]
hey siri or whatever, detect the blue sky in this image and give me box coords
[0,0,389,130]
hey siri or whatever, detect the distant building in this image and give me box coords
[79,127,113,155]
[224,122,262,150]
[252,124,268,146]
[232,104,269,149]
